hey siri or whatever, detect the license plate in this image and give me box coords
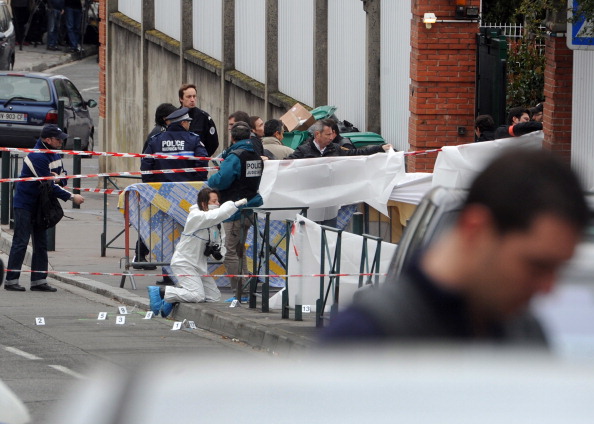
[0,112,27,122]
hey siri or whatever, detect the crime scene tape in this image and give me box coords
[71,187,123,195]
[0,145,441,160]
[404,148,442,156]
[0,167,218,184]
[6,269,386,279]
[0,146,217,162]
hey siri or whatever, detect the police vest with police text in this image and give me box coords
[220,148,263,203]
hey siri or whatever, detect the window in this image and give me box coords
[63,79,83,108]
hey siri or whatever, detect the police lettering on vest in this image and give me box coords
[162,139,186,152]
[245,160,263,177]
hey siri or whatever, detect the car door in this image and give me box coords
[63,78,93,149]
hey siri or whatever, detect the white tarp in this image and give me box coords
[259,149,405,220]
[269,215,397,312]
[389,172,432,204]
[431,131,544,189]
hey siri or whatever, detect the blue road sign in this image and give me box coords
[568,0,594,50]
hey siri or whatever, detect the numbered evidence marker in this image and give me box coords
[171,322,182,331]
[35,317,46,326]
[116,316,126,325]
[188,321,197,330]
[230,299,238,308]
[97,312,108,320]
[143,311,154,320]
[118,306,128,315]
[302,305,311,314]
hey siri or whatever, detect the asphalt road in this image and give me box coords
[0,270,259,424]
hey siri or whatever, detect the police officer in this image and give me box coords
[178,83,219,157]
[141,107,209,182]
[208,121,264,299]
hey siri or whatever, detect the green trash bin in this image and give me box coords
[282,130,311,150]
[310,105,338,121]
[341,132,386,148]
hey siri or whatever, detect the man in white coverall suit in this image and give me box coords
[148,188,248,317]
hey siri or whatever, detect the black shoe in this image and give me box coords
[155,279,174,286]
[30,283,57,292]
[47,45,60,51]
[5,284,26,291]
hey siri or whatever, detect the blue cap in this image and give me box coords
[40,124,68,140]
[166,107,192,124]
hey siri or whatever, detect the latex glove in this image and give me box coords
[234,198,248,207]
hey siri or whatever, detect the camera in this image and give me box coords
[204,242,223,260]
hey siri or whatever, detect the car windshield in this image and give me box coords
[0,76,51,102]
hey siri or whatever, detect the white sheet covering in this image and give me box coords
[432,131,544,189]
[259,149,405,220]
[269,215,397,312]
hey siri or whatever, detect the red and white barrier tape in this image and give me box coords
[1,145,442,160]
[6,269,386,279]
[71,187,123,195]
[0,166,217,184]
[404,148,442,156]
[0,146,217,162]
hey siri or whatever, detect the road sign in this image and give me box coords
[568,0,594,50]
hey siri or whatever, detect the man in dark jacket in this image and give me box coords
[141,107,209,182]
[494,107,543,140]
[474,114,496,142]
[5,125,85,292]
[178,84,219,156]
[208,121,263,299]
[287,119,391,159]
[322,150,588,346]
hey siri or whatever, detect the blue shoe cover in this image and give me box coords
[148,286,163,315]
[161,301,174,318]
[224,296,249,303]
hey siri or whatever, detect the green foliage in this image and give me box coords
[506,40,545,108]
[482,0,519,23]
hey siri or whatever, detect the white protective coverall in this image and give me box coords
[164,200,238,303]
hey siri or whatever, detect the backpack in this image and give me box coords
[33,181,64,230]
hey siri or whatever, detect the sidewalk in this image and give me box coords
[0,44,320,355]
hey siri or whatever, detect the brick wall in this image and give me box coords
[543,35,573,163]
[98,0,106,119]
[408,0,480,172]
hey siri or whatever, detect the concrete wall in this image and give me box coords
[106,18,144,175]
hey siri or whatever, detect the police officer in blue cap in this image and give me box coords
[141,107,209,182]
[140,107,210,286]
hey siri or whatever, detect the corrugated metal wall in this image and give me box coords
[571,51,594,192]
[117,0,141,22]
[155,0,181,40]
[327,0,366,129]
[278,0,315,106]
[381,0,411,151]
[235,0,266,83]
[193,0,223,60]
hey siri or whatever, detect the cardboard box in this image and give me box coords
[280,103,316,132]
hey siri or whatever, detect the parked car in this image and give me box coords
[0,0,15,70]
[0,72,97,150]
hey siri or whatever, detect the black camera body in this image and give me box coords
[204,242,223,260]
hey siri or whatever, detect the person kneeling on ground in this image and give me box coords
[148,188,248,318]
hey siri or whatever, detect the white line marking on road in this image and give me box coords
[5,346,42,360]
[48,365,85,380]
[81,86,99,92]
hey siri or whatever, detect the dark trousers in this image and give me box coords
[12,6,29,45]
[6,208,48,283]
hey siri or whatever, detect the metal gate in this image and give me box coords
[475,28,508,127]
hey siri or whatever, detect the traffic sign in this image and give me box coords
[568,0,594,50]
